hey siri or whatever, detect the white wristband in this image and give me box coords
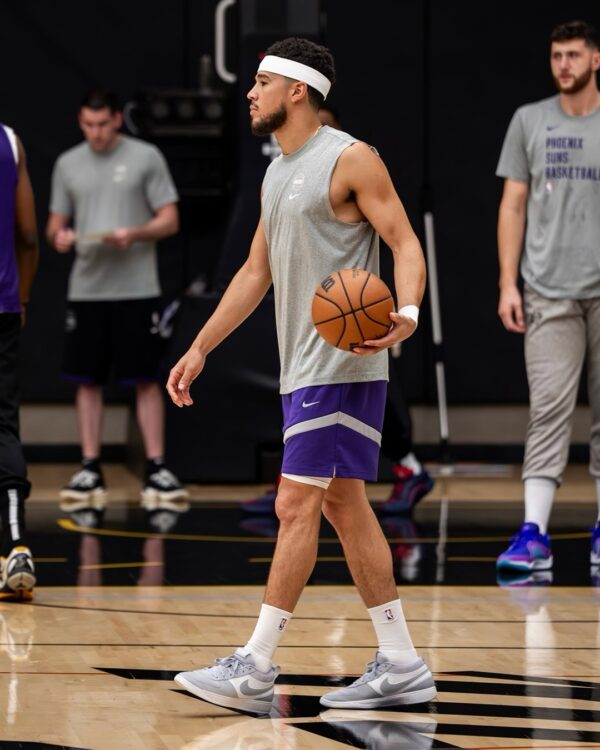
[397,304,419,325]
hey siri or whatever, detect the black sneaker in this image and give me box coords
[141,466,190,511]
[59,468,107,511]
[0,546,36,601]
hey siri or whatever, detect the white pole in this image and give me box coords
[424,211,450,455]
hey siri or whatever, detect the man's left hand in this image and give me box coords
[105,227,136,250]
[351,311,417,356]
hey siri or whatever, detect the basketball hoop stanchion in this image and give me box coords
[424,211,450,468]
[424,209,450,583]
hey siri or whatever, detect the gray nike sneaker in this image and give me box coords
[174,649,279,715]
[319,652,436,709]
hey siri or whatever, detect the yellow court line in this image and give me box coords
[80,561,164,571]
[57,518,592,545]
[250,556,347,563]
[58,518,276,542]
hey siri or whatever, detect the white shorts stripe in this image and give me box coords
[8,489,20,541]
[282,411,382,446]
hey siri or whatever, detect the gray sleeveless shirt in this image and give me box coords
[262,125,388,394]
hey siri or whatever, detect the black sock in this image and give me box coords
[146,457,164,478]
[82,458,101,474]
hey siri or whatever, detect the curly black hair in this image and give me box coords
[264,37,336,109]
[551,20,599,49]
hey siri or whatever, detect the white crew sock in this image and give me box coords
[399,452,422,474]
[524,477,556,534]
[368,599,418,665]
[243,603,293,672]
[595,480,600,524]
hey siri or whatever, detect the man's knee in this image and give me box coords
[275,483,322,525]
[322,486,353,527]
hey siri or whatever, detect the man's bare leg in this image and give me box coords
[322,477,397,606]
[136,382,164,459]
[76,384,103,459]
[264,476,325,610]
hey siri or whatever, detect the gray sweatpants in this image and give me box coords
[523,285,600,484]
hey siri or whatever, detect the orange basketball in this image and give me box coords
[311,268,394,351]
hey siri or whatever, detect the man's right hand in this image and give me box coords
[498,284,526,333]
[54,228,76,253]
[166,348,206,407]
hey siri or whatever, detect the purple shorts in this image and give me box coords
[280,381,386,481]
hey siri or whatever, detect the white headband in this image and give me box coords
[258,55,331,100]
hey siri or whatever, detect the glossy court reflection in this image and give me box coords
[0,481,599,748]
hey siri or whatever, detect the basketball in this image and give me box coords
[311,268,394,351]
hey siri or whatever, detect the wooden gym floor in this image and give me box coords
[1,463,599,749]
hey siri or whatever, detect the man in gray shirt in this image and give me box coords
[496,21,600,577]
[166,37,435,715]
[47,90,188,513]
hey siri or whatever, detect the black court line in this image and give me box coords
[28,600,600,624]
[429,701,600,721]
[449,670,600,688]
[96,668,600,702]
[12,641,600,652]
[297,720,600,745]
[30,604,600,626]
[0,744,88,750]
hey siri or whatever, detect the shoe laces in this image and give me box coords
[70,469,100,488]
[350,657,387,686]
[393,464,414,481]
[149,468,179,488]
[212,653,253,678]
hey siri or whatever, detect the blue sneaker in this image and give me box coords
[592,522,600,566]
[379,465,434,514]
[496,523,553,571]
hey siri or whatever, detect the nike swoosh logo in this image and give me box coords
[378,669,428,693]
[302,400,320,407]
[546,125,560,131]
[288,193,301,200]
[238,680,271,696]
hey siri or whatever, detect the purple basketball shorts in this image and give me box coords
[280,381,387,481]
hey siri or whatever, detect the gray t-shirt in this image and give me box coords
[497,95,600,299]
[50,135,178,301]
[262,126,388,394]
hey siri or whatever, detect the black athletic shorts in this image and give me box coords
[62,298,165,385]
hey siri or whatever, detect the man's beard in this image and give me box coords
[553,66,594,95]
[251,103,287,135]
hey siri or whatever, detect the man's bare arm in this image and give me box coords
[166,220,272,407]
[46,211,74,252]
[14,138,39,308]
[337,143,426,353]
[105,202,179,250]
[498,178,528,333]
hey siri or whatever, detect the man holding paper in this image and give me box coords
[46,89,187,512]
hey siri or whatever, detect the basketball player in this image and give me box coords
[496,21,600,574]
[167,38,436,713]
[0,123,38,600]
[242,104,433,515]
[47,90,188,513]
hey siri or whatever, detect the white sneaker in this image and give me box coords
[59,468,107,511]
[141,467,189,511]
[0,546,36,601]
